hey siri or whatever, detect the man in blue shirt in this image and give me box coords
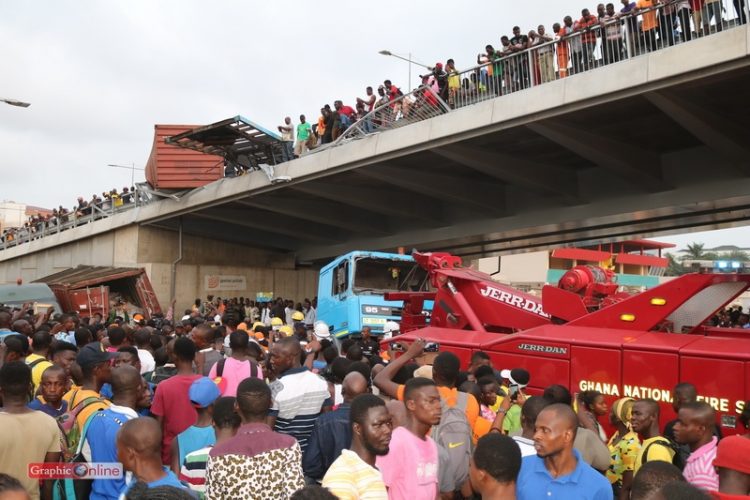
[84,365,143,500]
[517,403,612,500]
[303,371,369,481]
[118,417,194,497]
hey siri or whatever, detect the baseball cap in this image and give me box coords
[714,435,750,474]
[77,342,117,368]
[500,368,530,387]
[189,377,221,408]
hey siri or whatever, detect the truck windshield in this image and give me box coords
[352,257,428,294]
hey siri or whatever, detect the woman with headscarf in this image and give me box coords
[606,397,641,500]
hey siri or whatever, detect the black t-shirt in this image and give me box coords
[510,35,529,50]
[358,339,380,358]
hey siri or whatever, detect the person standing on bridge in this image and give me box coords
[278,116,294,162]
[295,114,313,157]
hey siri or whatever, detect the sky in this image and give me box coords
[1,1,747,250]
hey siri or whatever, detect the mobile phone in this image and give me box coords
[509,384,520,400]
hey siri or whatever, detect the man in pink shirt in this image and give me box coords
[208,331,262,396]
[377,377,442,500]
[674,401,719,491]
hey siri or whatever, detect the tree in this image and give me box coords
[665,252,689,276]
[680,242,706,261]
[722,250,750,261]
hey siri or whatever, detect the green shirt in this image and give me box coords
[502,404,522,434]
[297,122,312,141]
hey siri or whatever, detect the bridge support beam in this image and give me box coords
[644,91,750,175]
[526,121,670,191]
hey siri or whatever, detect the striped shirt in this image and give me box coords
[683,437,719,491]
[179,445,211,498]
[322,449,388,500]
[270,367,332,453]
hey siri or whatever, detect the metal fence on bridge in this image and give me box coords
[333,0,749,145]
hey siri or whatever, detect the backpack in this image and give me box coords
[432,391,473,493]
[57,389,109,459]
[215,357,258,379]
[53,410,127,500]
[641,438,686,471]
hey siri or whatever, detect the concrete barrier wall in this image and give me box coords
[0,224,320,313]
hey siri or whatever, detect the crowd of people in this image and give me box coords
[0,292,749,500]
[270,0,748,163]
[1,187,139,247]
[710,305,750,329]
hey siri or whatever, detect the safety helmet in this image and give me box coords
[313,320,331,340]
[382,320,400,339]
[252,321,265,332]
[279,325,294,337]
[271,317,284,327]
[292,311,304,322]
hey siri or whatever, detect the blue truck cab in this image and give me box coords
[317,251,432,339]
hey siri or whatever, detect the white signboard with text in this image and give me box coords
[204,275,246,291]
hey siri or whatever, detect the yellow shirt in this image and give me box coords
[62,387,110,432]
[322,449,388,499]
[634,436,675,475]
[26,354,53,394]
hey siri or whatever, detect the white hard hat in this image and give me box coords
[382,320,400,339]
[313,320,331,340]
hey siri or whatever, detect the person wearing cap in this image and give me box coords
[62,342,115,433]
[179,396,241,497]
[171,377,221,475]
[84,365,144,500]
[712,435,750,498]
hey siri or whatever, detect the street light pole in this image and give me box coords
[1,98,31,108]
[378,50,432,91]
[107,163,144,187]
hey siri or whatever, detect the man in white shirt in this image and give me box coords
[278,117,294,162]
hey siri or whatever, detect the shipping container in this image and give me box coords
[145,124,224,190]
[35,266,162,320]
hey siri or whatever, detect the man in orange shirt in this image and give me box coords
[636,0,659,52]
[373,339,479,432]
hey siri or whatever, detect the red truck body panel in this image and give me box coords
[382,251,750,435]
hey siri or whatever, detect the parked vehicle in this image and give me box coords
[317,251,432,338]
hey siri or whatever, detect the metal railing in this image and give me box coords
[330,0,748,145]
[0,189,152,251]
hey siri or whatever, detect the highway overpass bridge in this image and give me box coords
[2,25,750,306]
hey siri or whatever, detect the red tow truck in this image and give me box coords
[382,251,750,435]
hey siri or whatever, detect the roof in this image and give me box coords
[34,266,145,288]
[579,239,676,253]
[164,115,283,166]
